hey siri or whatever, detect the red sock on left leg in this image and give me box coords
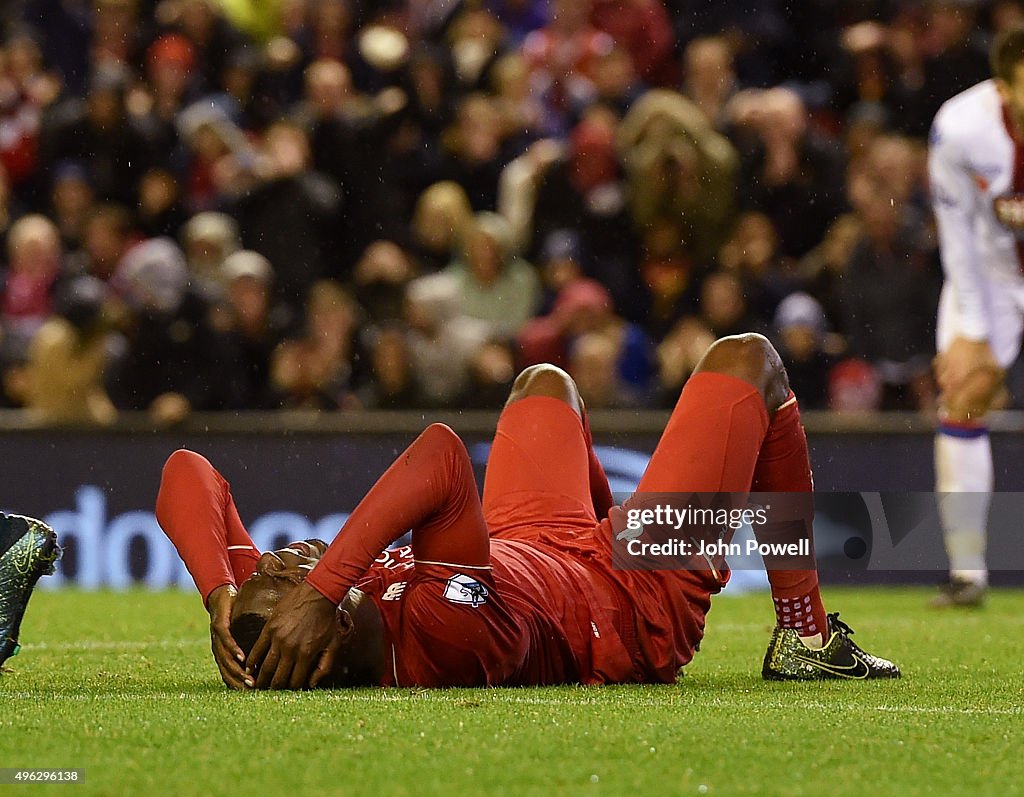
[753,394,829,644]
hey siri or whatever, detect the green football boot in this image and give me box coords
[0,513,61,670]
[762,613,901,681]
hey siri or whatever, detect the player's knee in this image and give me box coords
[507,364,582,413]
[161,449,204,484]
[420,422,471,462]
[693,334,790,411]
[942,371,1003,421]
[156,450,204,521]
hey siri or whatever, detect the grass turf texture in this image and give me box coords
[0,588,1020,796]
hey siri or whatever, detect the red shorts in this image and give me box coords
[482,396,713,681]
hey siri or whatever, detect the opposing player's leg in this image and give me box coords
[635,334,899,679]
[931,284,1020,607]
[0,513,60,670]
[482,364,612,538]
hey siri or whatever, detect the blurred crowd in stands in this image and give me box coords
[0,0,1017,423]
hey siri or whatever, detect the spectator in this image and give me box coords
[22,275,117,425]
[300,58,409,260]
[180,211,240,300]
[618,88,739,266]
[518,278,654,400]
[270,279,365,410]
[729,87,847,258]
[443,211,540,337]
[717,211,802,321]
[232,119,343,311]
[49,161,95,251]
[440,93,510,211]
[639,218,704,340]
[173,0,251,97]
[843,101,890,169]
[0,32,57,195]
[357,323,425,410]
[448,6,508,93]
[828,357,883,412]
[682,36,737,130]
[466,339,518,408]
[589,0,677,87]
[574,44,645,120]
[903,0,990,136]
[213,46,275,132]
[535,228,584,312]
[177,103,251,212]
[696,270,764,339]
[410,180,474,272]
[521,0,611,133]
[1,214,62,356]
[527,113,644,319]
[569,331,630,408]
[771,291,834,410]
[491,52,547,137]
[67,203,133,282]
[654,315,715,408]
[352,239,416,324]
[137,168,188,239]
[38,65,154,205]
[839,156,940,410]
[799,213,862,334]
[137,33,200,159]
[215,249,291,408]
[90,0,149,70]
[106,237,245,421]
[404,272,489,408]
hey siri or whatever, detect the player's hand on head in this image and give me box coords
[246,581,338,690]
[206,584,251,690]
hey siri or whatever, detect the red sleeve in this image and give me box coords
[155,449,260,604]
[306,424,491,605]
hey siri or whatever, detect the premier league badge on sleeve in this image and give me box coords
[443,573,489,607]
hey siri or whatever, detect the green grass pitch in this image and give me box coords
[1,587,1020,796]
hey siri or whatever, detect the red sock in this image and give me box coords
[752,395,829,641]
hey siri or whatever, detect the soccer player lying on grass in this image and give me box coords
[156,334,900,689]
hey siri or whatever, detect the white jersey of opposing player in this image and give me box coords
[929,79,1024,363]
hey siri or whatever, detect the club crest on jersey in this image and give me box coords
[381,581,407,601]
[993,194,1024,234]
[443,573,489,607]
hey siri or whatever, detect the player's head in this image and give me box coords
[229,539,328,656]
[992,27,1024,112]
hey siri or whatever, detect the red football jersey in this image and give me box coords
[354,540,636,687]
